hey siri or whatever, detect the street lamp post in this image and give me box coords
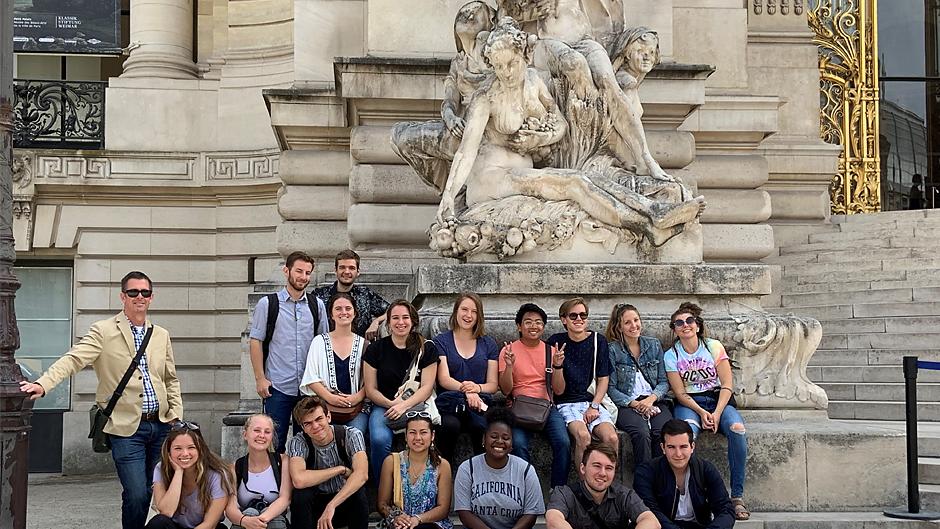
[0,4,31,529]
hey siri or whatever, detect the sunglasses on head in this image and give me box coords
[405,410,432,420]
[171,420,200,432]
[670,316,697,329]
[565,312,589,321]
[124,289,153,298]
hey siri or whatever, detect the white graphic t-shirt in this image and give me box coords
[664,338,728,394]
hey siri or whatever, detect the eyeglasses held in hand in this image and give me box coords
[670,316,697,328]
[565,312,588,321]
[123,289,153,298]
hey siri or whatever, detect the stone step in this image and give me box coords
[809,316,939,335]
[781,287,914,308]
[831,209,935,225]
[780,237,940,256]
[919,457,940,486]
[780,277,940,294]
[854,302,940,318]
[808,349,940,367]
[920,483,940,511]
[808,365,940,383]
[828,400,940,421]
[818,382,940,402]
[790,268,908,285]
[820,332,940,351]
[809,225,916,243]
[781,260,884,277]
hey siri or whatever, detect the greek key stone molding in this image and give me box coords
[21,149,281,184]
[37,154,110,179]
[206,151,280,181]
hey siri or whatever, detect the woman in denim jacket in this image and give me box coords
[605,303,673,468]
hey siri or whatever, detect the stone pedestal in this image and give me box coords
[412,262,772,341]
[122,0,198,79]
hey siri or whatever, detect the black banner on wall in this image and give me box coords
[13,0,121,55]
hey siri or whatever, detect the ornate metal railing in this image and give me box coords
[12,79,106,150]
[807,0,881,214]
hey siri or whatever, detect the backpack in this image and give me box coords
[261,292,321,368]
[235,451,282,492]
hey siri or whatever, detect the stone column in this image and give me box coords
[0,4,31,529]
[122,0,198,79]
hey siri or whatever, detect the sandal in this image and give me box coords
[731,497,750,520]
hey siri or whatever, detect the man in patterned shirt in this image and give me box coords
[20,271,182,529]
[313,249,389,340]
[287,396,369,529]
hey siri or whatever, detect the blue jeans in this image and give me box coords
[368,406,394,481]
[265,387,303,453]
[511,406,571,488]
[334,410,369,438]
[673,394,747,497]
[110,419,170,529]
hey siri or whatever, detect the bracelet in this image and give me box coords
[477,383,482,393]
[552,364,564,369]
[719,387,733,392]
[239,515,245,526]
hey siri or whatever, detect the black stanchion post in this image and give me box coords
[904,356,920,513]
[885,356,940,520]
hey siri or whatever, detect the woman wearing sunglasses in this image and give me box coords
[605,303,673,468]
[377,412,453,529]
[547,298,620,469]
[664,302,749,521]
[225,414,291,529]
[147,422,236,529]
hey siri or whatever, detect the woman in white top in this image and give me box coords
[225,414,292,529]
[301,292,369,434]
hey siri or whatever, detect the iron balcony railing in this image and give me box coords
[13,79,106,150]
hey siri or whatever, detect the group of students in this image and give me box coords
[158,292,749,529]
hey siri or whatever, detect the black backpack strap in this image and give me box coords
[333,425,351,467]
[269,451,282,486]
[307,293,321,335]
[104,326,153,417]
[261,293,279,368]
[235,455,249,488]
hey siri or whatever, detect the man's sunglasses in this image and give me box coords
[565,312,589,321]
[123,289,153,298]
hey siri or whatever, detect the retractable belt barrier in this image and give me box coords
[884,356,940,520]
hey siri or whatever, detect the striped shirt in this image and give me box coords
[286,426,365,494]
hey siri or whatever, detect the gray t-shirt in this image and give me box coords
[454,454,545,529]
[547,481,649,529]
[153,463,226,528]
[285,426,365,494]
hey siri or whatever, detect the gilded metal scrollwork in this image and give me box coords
[808,0,881,213]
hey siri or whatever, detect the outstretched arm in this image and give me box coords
[439,97,491,222]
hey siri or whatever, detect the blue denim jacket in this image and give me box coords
[607,335,670,407]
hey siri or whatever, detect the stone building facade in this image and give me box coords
[12,0,838,474]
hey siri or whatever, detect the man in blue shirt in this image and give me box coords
[249,251,330,453]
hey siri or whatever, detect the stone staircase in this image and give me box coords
[766,210,940,513]
[766,209,940,421]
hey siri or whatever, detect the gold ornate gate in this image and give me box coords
[808,0,881,214]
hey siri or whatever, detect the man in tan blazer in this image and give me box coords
[21,270,182,529]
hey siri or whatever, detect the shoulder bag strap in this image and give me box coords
[104,326,153,417]
[544,342,554,403]
[392,451,403,509]
[592,332,598,380]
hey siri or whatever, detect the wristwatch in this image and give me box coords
[589,403,600,411]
